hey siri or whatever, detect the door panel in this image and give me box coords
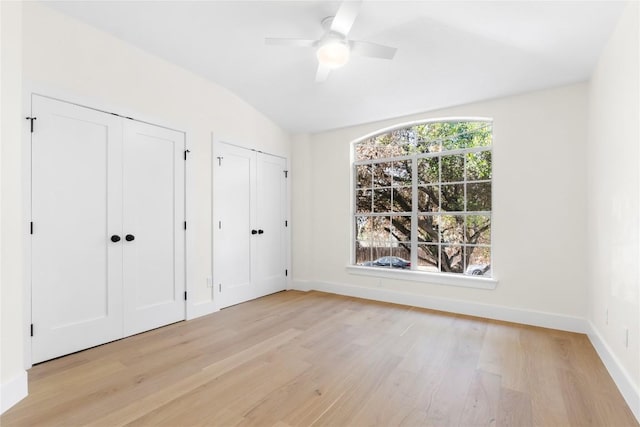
[255,153,287,295]
[213,144,255,308]
[122,120,185,336]
[31,95,123,363]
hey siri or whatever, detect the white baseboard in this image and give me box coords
[1,370,28,414]
[292,279,587,333]
[587,322,640,423]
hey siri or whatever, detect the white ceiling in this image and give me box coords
[45,1,626,133]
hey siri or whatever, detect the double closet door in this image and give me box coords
[30,95,185,364]
[213,143,287,308]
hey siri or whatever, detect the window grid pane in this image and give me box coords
[354,121,492,276]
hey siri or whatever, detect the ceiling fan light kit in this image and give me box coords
[316,38,350,69]
[265,0,396,82]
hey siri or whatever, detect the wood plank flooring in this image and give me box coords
[2,290,638,426]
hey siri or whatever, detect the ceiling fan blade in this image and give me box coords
[350,40,397,60]
[315,64,331,83]
[265,38,317,48]
[330,0,362,36]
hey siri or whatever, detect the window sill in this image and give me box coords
[345,265,498,290]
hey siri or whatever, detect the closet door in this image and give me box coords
[31,95,124,363]
[213,143,256,308]
[122,120,185,336]
[255,153,287,295]
[213,143,287,309]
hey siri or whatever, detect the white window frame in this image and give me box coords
[347,117,498,290]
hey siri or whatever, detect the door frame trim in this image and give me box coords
[23,81,190,368]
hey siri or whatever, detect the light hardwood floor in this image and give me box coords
[2,290,638,426]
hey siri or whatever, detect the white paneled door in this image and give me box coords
[31,96,124,363]
[255,153,287,296]
[122,120,185,336]
[30,95,185,363]
[213,143,287,309]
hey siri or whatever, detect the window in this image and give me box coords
[353,119,492,278]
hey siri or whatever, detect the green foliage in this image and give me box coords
[355,121,492,161]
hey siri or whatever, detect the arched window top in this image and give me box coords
[354,118,492,162]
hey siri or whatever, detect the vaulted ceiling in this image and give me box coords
[45,1,626,133]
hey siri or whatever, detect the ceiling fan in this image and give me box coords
[265,0,397,82]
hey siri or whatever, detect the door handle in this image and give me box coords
[125,234,135,242]
[251,229,258,235]
[110,235,121,242]
[258,229,264,235]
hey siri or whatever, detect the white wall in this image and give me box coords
[293,83,589,328]
[1,1,290,411]
[1,0,27,414]
[587,1,639,418]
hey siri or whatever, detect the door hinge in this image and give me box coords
[184,291,187,301]
[184,221,187,230]
[218,221,222,229]
[184,149,190,160]
[285,220,288,227]
[285,269,288,277]
[284,170,288,178]
[219,283,221,292]
[30,222,34,235]
[25,117,37,133]
[30,324,34,337]
[217,156,223,166]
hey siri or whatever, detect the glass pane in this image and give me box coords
[441,154,464,182]
[355,216,373,241]
[467,182,492,211]
[465,215,491,245]
[392,160,412,186]
[392,187,412,212]
[373,162,393,187]
[356,189,372,213]
[417,244,439,272]
[354,142,369,162]
[440,122,492,151]
[417,215,439,243]
[417,185,439,212]
[391,216,411,242]
[466,151,492,181]
[440,215,464,244]
[441,245,464,273]
[393,245,411,267]
[371,245,391,261]
[368,253,411,269]
[465,246,491,276]
[373,188,392,213]
[371,216,391,244]
[355,240,372,265]
[441,184,464,211]
[417,157,439,184]
[356,164,372,188]
[465,123,493,148]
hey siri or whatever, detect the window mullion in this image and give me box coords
[411,157,418,270]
